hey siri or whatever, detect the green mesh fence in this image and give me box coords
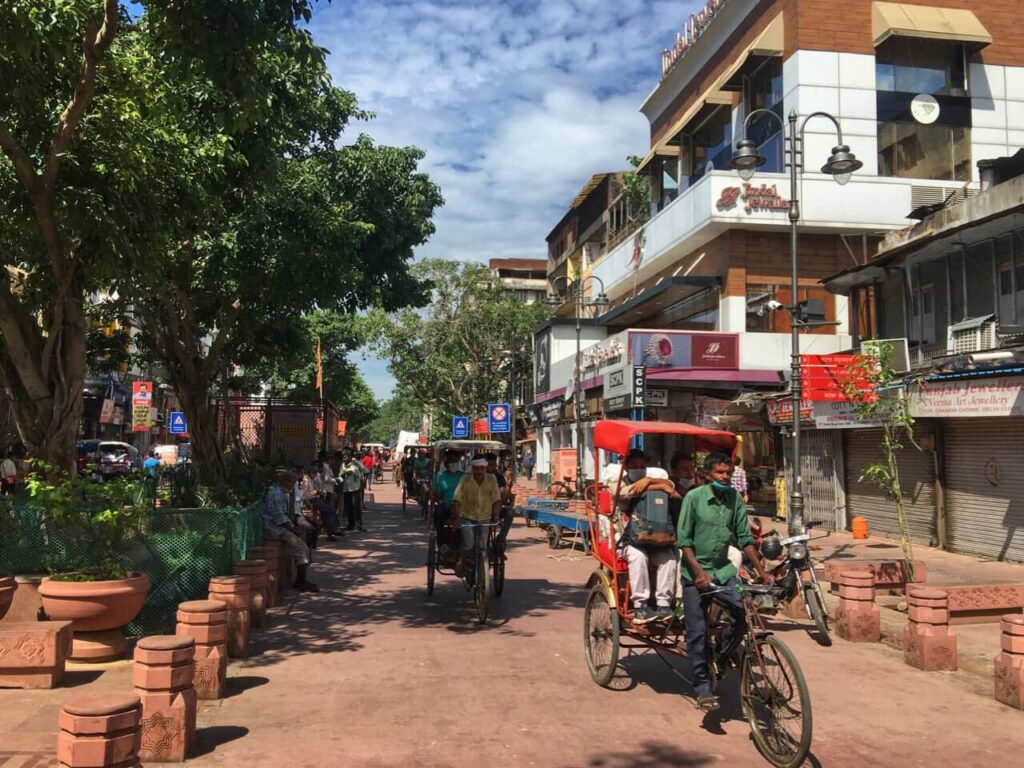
[0,503,263,637]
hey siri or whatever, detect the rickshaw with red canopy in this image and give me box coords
[583,420,812,768]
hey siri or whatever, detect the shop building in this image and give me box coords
[536,0,1023,525]
[826,153,1024,561]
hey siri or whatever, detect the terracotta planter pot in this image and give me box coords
[0,576,15,621]
[38,573,150,632]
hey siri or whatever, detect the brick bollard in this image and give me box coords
[58,692,142,768]
[248,547,280,607]
[903,588,957,671]
[267,539,292,593]
[133,635,196,762]
[175,600,228,700]
[994,614,1024,710]
[208,576,251,659]
[233,560,269,629]
[834,568,881,642]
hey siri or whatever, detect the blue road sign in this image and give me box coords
[452,416,470,438]
[169,411,188,435]
[488,403,511,434]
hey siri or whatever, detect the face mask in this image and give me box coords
[446,462,459,472]
[677,477,694,489]
[626,468,646,482]
[711,479,731,492]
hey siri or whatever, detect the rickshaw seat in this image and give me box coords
[598,490,612,515]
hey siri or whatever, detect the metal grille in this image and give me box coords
[783,429,842,530]
[210,397,341,467]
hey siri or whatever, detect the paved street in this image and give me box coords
[164,480,1022,768]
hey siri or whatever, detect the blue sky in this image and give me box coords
[309,0,702,398]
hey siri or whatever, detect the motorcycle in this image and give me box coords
[759,522,832,647]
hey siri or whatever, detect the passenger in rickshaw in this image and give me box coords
[484,453,514,556]
[432,449,464,545]
[677,452,772,712]
[618,449,681,623]
[413,448,432,488]
[450,457,501,577]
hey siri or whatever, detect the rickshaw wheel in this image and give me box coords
[740,634,812,768]
[474,546,490,624]
[546,525,562,549]
[426,530,436,596]
[583,582,620,687]
[402,486,407,513]
[492,548,505,597]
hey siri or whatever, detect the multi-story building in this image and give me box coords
[532,0,1021,530]
[489,258,548,304]
[824,154,1024,561]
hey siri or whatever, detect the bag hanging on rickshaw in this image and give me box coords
[624,490,676,547]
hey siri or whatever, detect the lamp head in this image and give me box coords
[822,144,862,184]
[730,138,766,181]
[545,293,561,308]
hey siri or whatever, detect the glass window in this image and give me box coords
[876,39,966,96]
[744,58,784,173]
[658,156,679,210]
[659,288,718,331]
[684,106,733,186]
[878,121,971,181]
[965,242,995,318]
[915,259,948,348]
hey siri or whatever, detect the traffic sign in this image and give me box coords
[169,411,188,435]
[452,416,470,438]
[488,402,511,434]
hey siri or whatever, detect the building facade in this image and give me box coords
[489,258,548,304]
[533,0,1024,538]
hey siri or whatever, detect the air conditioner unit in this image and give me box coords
[947,315,997,355]
[861,338,911,373]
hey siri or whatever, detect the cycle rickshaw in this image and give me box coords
[400,443,432,515]
[425,439,511,624]
[583,420,812,768]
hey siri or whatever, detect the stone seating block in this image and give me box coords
[0,620,73,689]
[943,584,1024,625]
[995,615,1024,710]
[835,568,880,643]
[57,693,141,768]
[133,635,196,762]
[824,559,926,593]
[208,577,250,659]
[904,589,956,671]
[175,600,228,700]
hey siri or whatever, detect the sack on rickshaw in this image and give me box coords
[624,490,676,547]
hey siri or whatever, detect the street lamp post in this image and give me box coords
[547,275,610,499]
[730,108,863,535]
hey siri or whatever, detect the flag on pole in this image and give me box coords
[315,337,323,396]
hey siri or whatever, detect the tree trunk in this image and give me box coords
[173,370,225,485]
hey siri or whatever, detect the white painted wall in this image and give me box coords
[970,63,1024,175]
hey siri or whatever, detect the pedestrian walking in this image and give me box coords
[339,449,365,531]
[523,450,535,482]
[1,449,18,495]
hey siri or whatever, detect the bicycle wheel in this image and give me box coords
[546,481,572,499]
[583,583,620,687]
[474,545,490,624]
[804,584,832,647]
[402,486,407,513]
[426,530,436,596]
[546,525,562,549]
[492,547,505,597]
[740,634,812,768]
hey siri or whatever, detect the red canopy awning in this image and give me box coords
[593,419,738,456]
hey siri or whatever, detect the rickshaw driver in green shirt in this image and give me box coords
[677,452,771,713]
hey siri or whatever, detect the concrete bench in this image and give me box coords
[0,620,73,689]
[942,584,1024,625]
[824,560,927,594]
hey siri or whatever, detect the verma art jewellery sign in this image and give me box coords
[716,183,790,214]
[909,377,1024,418]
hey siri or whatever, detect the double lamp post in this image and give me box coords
[729,108,863,535]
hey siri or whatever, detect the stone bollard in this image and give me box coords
[903,588,957,671]
[175,600,228,700]
[233,560,269,629]
[994,614,1024,710]
[248,547,280,607]
[208,576,251,659]
[834,568,880,642]
[267,539,292,593]
[133,635,196,762]
[58,692,142,768]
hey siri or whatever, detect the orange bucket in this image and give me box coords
[851,516,869,539]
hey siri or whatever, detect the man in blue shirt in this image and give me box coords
[262,471,318,592]
[432,449,464,545]
[142,450,161,477]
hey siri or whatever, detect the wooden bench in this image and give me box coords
[942,584,1024,625]
[0,621,73,689]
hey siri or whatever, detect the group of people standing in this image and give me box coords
[259,446,387,593]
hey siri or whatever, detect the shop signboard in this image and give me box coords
[540,397,564,426]
[646,388,668,408]
[99,398,115,425]
[604,394,631,413]
[632,366,646,408]
[629,331,739,369]
[534,327,552,394]
[908,376,1024,418]
[131,380,153,432]
[812,401,881,429]
[766,396,813,425]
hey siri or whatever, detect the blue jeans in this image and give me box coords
[310,497,338,535]
[682,575,745,696]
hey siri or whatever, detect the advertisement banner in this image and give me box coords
[909,377,1024,418]
[691,333,739,369]
[766,397,813,425]
[99,398,115,425]
[534,327,552,394]
[812,401,882,429]
[131,381,153,432]
[629,331,739,370]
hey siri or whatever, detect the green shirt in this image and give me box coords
[433,470,463,505]
[677,484,755,584]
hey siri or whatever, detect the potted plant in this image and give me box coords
[29,469,151,661]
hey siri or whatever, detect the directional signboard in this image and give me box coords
[488,402,511,434]
[169,411,188,435]
[452,416,470,438]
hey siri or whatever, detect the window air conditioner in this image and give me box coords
[947,315,997,355]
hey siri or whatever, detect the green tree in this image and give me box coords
[364,385,424,444]
[373,259,548,424]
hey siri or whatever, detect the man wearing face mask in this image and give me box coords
[678,452,771,712]
[619,449,681,623]
[432,449,464,546]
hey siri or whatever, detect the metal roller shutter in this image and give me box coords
[784,430,841,530]
[844,427,937,545]
[945,418,1024,561]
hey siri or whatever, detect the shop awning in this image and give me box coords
[872,2,991,47]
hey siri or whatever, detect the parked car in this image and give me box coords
[75,439,103,477]
[97,442,139,481]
